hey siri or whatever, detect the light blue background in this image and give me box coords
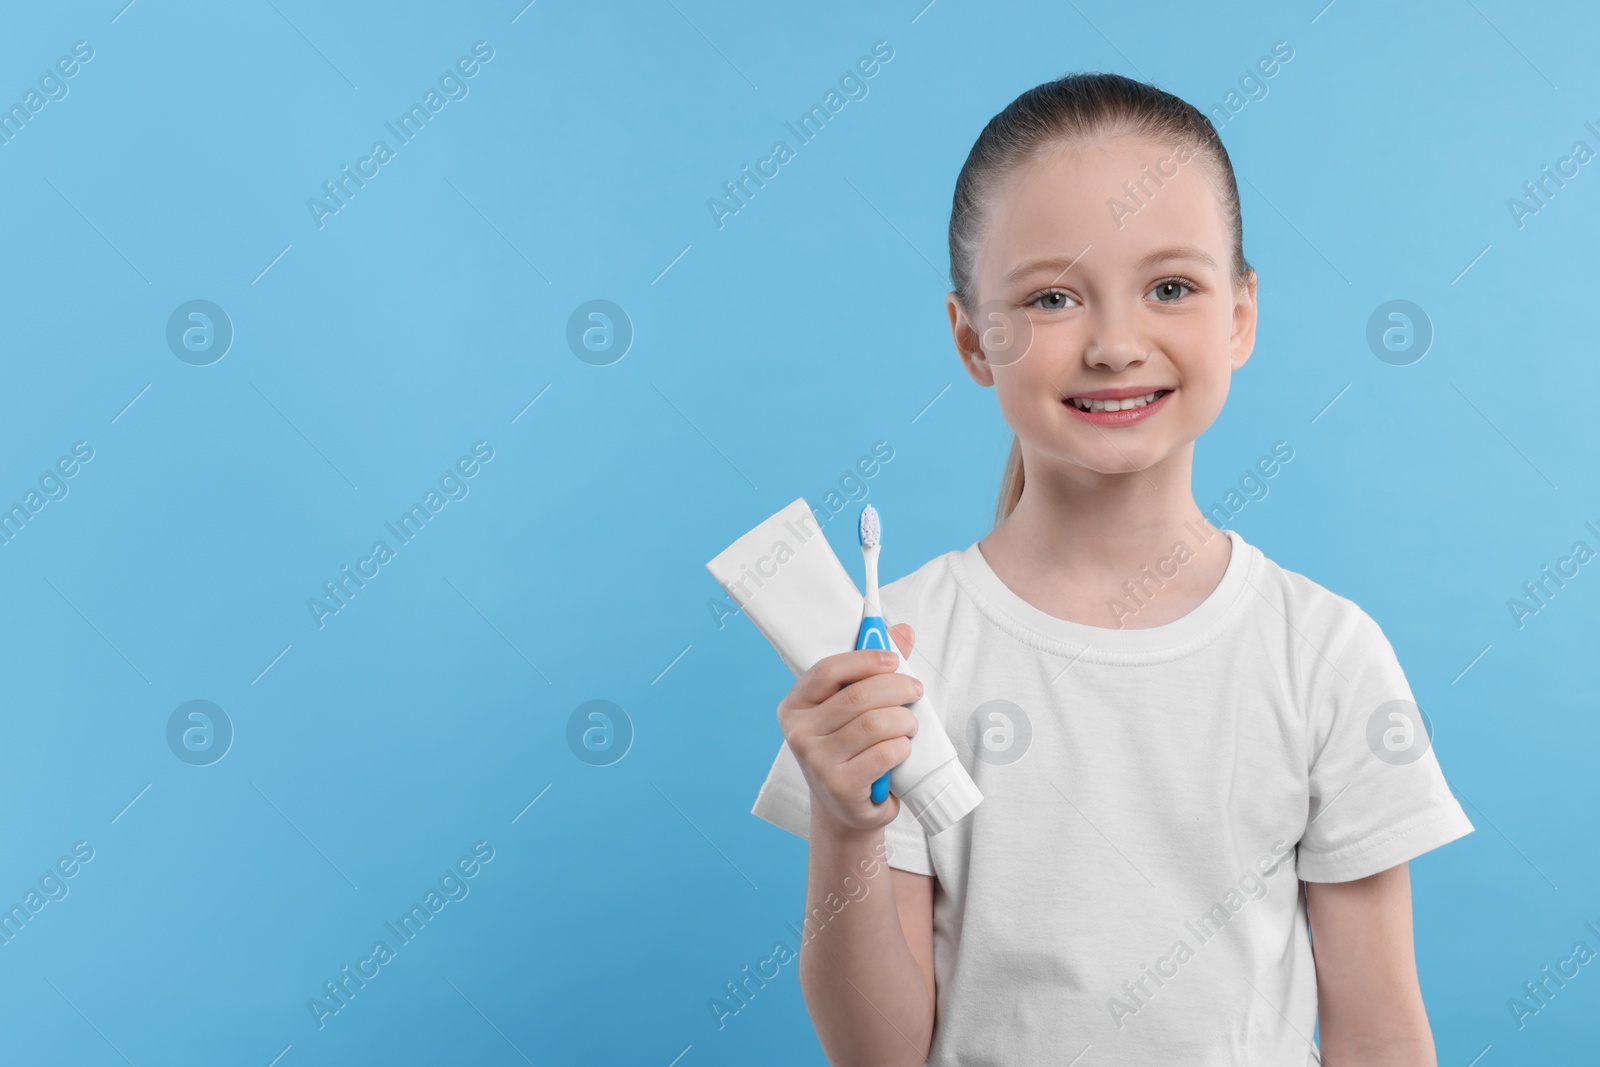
[0,0,1594,1063]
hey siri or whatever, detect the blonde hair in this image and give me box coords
[948,72,1253,528]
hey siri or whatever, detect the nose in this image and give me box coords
[1083,303,1148,372]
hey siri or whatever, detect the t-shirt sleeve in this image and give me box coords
[1295,607,1474,883]
[750,739,936,877]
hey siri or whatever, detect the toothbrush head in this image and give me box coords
[858,504,880,549]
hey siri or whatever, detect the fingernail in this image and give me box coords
[913,678,924,695]
[878,650,897,667]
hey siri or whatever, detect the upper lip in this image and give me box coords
[1064,385,1173,401]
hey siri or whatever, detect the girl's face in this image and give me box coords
[948,133,1258,479]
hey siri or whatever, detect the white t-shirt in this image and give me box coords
[750,526,1473,1065]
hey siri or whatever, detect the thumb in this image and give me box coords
[889,622,915,661]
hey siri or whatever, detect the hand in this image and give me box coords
[777,623,922,835]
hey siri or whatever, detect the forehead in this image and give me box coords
[975,134,1230,285]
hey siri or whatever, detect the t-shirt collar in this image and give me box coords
[950,526,1256,662]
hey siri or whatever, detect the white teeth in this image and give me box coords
[1069,390,1165,413]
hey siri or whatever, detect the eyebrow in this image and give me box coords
[1002,244,1218,286]
[1134,245,1219,271]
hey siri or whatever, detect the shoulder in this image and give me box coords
[1240,535,1396,674]
[877,545,965,623]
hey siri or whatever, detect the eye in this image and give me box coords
[1147,277,1195,303]
[1030,289,1076,310]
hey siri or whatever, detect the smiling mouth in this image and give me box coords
[1065,389,1170,413]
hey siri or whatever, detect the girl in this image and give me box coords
[751,72,1474,1065]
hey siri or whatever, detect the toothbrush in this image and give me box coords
[855,504,895,805]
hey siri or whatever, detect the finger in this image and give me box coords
[809,672,923,738]
[840,733,914,791]
[889,623,915,661]
[821,700,919,759]
[787,647,902,709]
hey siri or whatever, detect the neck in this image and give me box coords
[978,440,1229,628]
[1003,442,1212,561]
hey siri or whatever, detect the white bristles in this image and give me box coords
[858,505,880,548]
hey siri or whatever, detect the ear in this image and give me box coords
[947,292,995,388]
[1229,270,1259,372]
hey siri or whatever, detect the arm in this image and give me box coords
[798,816,937,1067]
[779,623,937,1067]
[1305,862,1436,1066]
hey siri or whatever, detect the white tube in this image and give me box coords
[706,498,982,836]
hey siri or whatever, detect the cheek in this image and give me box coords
[1170,352,1233,421]
[1160,316,1232,380]
[988,369,1039,425]
[992,334,1072,414]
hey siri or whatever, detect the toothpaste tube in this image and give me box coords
[706,498,982,836]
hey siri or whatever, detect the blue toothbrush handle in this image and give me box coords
[855,615,895,805]
[870,769,892,805]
